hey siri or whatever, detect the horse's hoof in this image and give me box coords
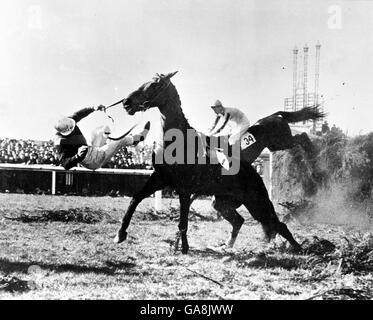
[212,241,233,253]
[113,230,127,244]
[221,244,235,253]
[226,237,237,248]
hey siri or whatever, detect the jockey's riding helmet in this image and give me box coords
[54,117,76,136]
[210,100,224,108]
[210,100,225,114]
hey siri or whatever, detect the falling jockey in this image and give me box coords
[54,105,150,170]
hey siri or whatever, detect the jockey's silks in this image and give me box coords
[54,107,95,170]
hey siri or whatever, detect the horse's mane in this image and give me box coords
[155,73,193,132]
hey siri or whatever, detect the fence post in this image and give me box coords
[51,171,56,195]
[154,190,162,212]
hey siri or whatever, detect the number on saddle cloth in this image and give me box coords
[241,132,256,150]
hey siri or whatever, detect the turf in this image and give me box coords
[0,193,372,300]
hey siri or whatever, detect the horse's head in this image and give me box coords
[122,71,178,115]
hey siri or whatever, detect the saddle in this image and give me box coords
[202,130,258,169]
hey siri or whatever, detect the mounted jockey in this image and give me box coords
[208,99,250,145]
[54,105,150,170]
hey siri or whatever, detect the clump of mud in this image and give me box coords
[302,236,336,255]
[4,208,111,224]
[302,234,373,274]
[139,207,219,222]
[336,234,373,274]
[0,275,30,293]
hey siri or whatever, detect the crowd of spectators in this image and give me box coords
[104,144,153,170]
[0,138,57,165]
[0,138,154,169]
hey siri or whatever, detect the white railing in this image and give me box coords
[0,153,272,209]
[0,163,163,210]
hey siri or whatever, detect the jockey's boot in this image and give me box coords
[133,121,151,146]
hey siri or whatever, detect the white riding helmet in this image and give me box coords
[211,99,225,114]
[211,99,224,108]
[54,117,76,136]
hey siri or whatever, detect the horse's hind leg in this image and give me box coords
[277,221,302,251]
[212,197,244,248]
[268,201,302,250]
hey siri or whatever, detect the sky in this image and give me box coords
[0,0,372,142]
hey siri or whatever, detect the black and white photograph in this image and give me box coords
[0,0,372,305]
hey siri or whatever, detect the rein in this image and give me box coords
[103,98,125,123]
[98,99,137,138]
[102,78,171,125]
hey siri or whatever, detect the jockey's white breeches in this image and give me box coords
[80,126,134,170]
[228,123,251,145]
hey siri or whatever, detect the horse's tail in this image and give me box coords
[272,106,326,124]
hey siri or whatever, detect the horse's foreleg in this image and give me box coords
[114,172,165,244]
[277,222,303,252]
[177,193,191,254]
[243,185,302,251]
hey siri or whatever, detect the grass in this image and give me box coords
[0,193,372,300]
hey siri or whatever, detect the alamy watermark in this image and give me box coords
[153,129,242,175]
[28,5,43,30]
[328,5,342,30]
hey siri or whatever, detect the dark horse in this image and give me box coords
[113,72,322,253]
[238,107,323,164]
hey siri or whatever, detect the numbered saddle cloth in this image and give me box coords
[240,130,265,164]
[241,132,257,150]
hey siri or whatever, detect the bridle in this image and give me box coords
[140,78,172,111]
[92,75,174,141]
[103,77,172,122]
